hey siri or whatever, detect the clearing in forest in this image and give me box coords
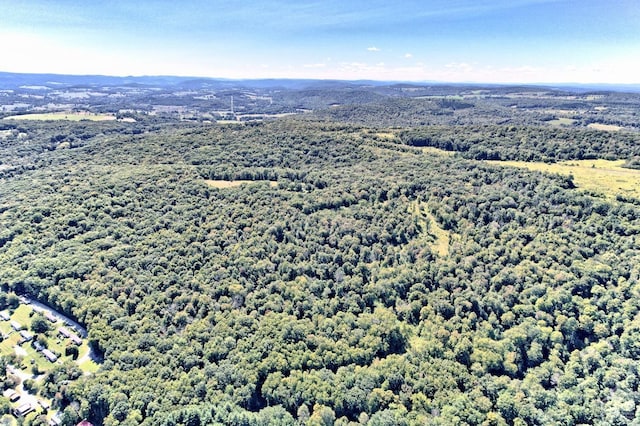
[410,201,450,256]
[373,132,397,140]
[587,123,623,132]
[548,117,576,127]
[419,146,455,157]
[204,180,278,188]
[487,159,640,200]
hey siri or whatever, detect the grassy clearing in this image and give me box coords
[79,355,101,374]
[410,202,450,256]
[548,117,576,127]
[10,304,32,324]
[423,211,451,256]
[587,123,622,132]
[374,132,397,140]
[204,180,278,188]
[4,111,116,121]
[420,146,455,157]
[487,159,640,200]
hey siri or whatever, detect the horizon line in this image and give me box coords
[2,70,639,91]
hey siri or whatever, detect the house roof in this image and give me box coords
[2,389,18,399]
[13,402,34,416]
[70,333,82,345]
[42,349,58,362]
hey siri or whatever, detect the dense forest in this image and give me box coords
[399,125,640,162]
[1,83,640,425]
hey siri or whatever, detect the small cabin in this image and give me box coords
[58,327,71,338]
[10,320,21,331]
[45,311,57,323]
[0,311,10,321]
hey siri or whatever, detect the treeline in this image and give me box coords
[400,125,640,161]
[0,119,639,425]
[0,119,174,179]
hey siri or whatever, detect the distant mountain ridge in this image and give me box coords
[1,71,639,93]
[0,72,390,91]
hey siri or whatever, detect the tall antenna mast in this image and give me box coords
[231,95,234,114]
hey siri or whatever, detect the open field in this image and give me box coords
[419,146,456,156]
[79,353,101,374]
[548,117,576,127]
[374,132,397,140]
[4,111,116,121]
[410,202,451,256]
[204,179,278,188]
[216,120,243,124]
[587,123,623,131]
[487,158,640,200]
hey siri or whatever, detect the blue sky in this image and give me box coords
[1,0,639,83]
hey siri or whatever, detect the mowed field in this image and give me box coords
[587,123,623,131]
[4,111,116,121]
[488,159,640,200]
[548,117,576,127]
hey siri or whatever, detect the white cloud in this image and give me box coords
[3,28,638,84]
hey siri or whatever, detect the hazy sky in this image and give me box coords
[1,0,639,83]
